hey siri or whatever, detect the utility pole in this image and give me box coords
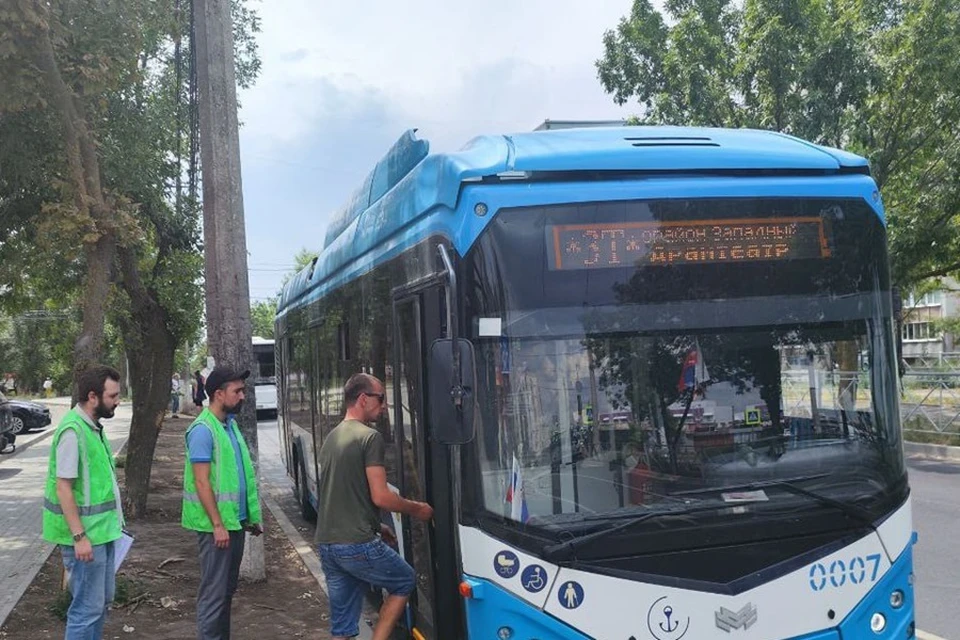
[194,0,265,581]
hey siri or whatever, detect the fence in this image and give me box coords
[781,369,960,437]
[900,371,960,436]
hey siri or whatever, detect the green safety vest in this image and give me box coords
[42,408,123,546]
[181,408,261,532]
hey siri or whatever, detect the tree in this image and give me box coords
[250,298,277,339]
[248,248,318,339]
[596,0,960,291]
[0,0,260,517]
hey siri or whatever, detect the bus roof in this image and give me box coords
[277,126,873,316]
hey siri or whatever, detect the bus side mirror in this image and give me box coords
[427,338,476,445]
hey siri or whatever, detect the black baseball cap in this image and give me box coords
[204,366,250,397]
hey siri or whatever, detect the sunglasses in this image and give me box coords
[364,392,385,403]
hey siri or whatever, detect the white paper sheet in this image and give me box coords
[114,530,134,573]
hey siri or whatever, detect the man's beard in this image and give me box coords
[225,400,243,414]
[95,402,115,420]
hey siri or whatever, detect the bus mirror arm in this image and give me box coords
[428,245,476,446]
[438,245,464,408]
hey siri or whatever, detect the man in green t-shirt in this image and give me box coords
[315,373,433,640]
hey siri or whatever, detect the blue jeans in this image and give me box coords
[61,541,115,640]
[317,538,415,637]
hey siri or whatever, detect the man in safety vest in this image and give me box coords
[181,365,262,640]
[42,365,123,639]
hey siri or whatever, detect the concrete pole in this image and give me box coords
[194,0,264,581]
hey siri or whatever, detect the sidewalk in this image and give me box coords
[0,400,132,627]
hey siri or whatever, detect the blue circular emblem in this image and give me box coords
[493,550,520,579]
[558,581,584,609]
[521,564,548,593]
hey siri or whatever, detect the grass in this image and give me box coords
[48,574,147,621]
[903,429,960,447]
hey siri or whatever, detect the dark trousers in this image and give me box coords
[196,530,245,640]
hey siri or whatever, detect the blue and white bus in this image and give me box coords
[276,126,915,640]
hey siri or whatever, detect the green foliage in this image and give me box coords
[903,429,960,446]
[0,0,261,384]
[49,587,72,621]
[281,248,320,287]
[251,297,278,339]
[233,0,263,91]
[597,0,960,289]
[249,248,318,339]
[48,574,145,621]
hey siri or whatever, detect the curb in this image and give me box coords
[904,441,960,461]
[0,428,56,460]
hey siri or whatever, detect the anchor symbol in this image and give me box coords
[659,605,679,633]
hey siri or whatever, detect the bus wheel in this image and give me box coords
[292,450,303,501]
[298,456,317,522]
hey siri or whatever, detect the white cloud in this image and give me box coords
[240,0,638,150]
[238,0,647,296]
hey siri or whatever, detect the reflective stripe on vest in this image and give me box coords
[43,498,116,516]
[182,491,241,503]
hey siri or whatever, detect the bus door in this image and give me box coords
[393,293,439,640]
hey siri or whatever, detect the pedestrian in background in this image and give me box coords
[41,365,123,640]
[170,373,181,418]
[181,366,262,640]
[193,370,207,409]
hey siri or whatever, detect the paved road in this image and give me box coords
[909,454,960,639]
[0,399,132,627]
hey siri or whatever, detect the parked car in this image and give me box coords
[0,400,14,454]
[0,392,51,435]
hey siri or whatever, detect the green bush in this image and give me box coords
[903,429,960,447]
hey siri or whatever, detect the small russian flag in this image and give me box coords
[505,454,530,523]
[677,342,710,394]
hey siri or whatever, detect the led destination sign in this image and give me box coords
[548,218,832,270]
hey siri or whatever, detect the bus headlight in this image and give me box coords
[497,627,514,640]
[870,612,887,633]
[890,589,905,609]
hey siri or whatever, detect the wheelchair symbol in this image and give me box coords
[521,564,547,593]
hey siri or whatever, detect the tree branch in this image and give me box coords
[910,261,960,283]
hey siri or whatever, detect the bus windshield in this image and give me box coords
[463,195,905,544]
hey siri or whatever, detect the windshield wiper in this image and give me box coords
[541,503,724,563]
[671,476,877,528]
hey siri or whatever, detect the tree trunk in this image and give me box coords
[122,319,175,518]
[195,0,264,582]
[73,235,116,396]
[116,245,177,518]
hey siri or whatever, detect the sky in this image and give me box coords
[237,0,644,302]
